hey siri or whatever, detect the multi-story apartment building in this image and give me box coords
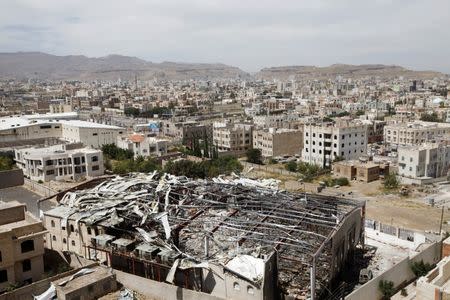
[302,121,368,167]
[0,201,46,291]
[116,133,168,158]
[398,142,450,181]
[252,128,303,157]
[213,121,253,153]
[160,119,212,144]
[253,113,302,129]
[384,121,450,148]
[15,143,104,182]
[49,103,72,114]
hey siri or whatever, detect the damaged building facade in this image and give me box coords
[43,173,365,299]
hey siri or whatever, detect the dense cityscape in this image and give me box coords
[1,1,450,300]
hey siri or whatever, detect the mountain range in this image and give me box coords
[0,52,446,81]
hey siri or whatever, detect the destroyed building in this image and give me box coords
[43,173,365,299]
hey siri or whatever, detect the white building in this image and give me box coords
[0,113,124,148]
[302,121,368,167]
[384,121,450,148]
[15,143,104,182]
[398,142,450,182]
[116,133,168,158]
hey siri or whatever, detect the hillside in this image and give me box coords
[256,64,446,80]
[0,52,249,81]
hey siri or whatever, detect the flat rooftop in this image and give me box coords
[54,266,114,294]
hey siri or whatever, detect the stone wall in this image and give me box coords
[0,169,24,189]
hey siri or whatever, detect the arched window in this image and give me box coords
[233,282,240,291]
[70,225,74,233]
[71,240,75,246]
[63,238,67,244]
[51,220,55,227]
[247,286,254,295]
[52,235,56,241]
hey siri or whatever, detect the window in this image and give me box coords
[0,270,7,283]
[51,220,55,227]
[103,281,111,292]
[22,259,31,272]
[46,160,53,166]
[87,227,92,235]
[21,240,34,253]
[92,133,98,136]
[52,236,56,241]
[92,156,98,162]
[88,285,94,293]
[46,170,55,175]
[92,165,100,171]
[233,282,240,291]
[71,240,75,246]
[70,225,74,233]
[63,238,67,244]
[247,286,254,295]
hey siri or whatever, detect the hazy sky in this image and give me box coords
[1,0,449,72]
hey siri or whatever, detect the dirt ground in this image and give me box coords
[246,165,450,233]
[337,180,450,232]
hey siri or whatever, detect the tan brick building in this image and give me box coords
[252,128,303,158]
[0,201,47,291]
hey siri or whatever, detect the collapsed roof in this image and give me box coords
[53,172,363,297]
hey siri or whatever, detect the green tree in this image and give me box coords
[384,173,399,189]
[246,149,263,164]
[285,161,297,172]
[124,107,140,117]
[421,112,442,123]
[101,144,133,160]
[0,156,14,171]
[112,159,134,174]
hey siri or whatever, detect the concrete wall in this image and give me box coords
[346,241,442,300]
[114,269,224,300]
[0,169,24,189]
[241,161,299,177]
[23,178,56,197]
[0,265,96,300]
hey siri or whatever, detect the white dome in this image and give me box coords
[432,97,443,104]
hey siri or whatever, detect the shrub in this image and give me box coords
[384,173,399,189]
[335,177,350,186]
[378,280,395,300]
[410,260,433,278]
[285,161,297,172]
